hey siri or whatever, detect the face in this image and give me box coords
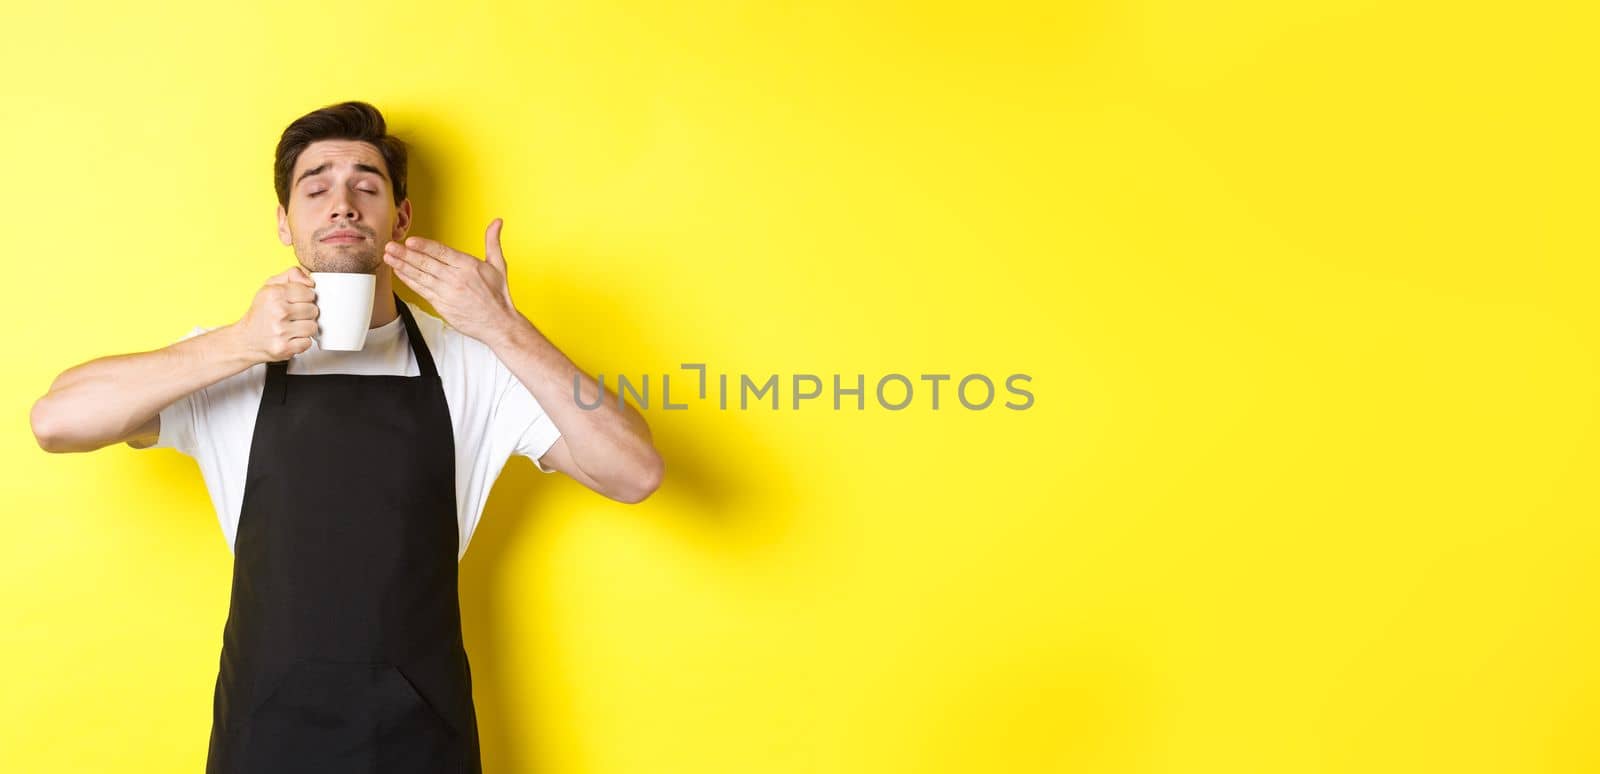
[277,139,411,273]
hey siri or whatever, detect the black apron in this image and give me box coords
[206,294,482,774]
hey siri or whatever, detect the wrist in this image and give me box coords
[485,311,537,352]
[215,322,266,367]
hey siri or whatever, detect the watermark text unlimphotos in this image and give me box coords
[578,364,1034,411]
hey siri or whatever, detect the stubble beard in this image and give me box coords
[296,234,383,274]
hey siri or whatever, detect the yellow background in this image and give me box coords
[3,1,1596,772]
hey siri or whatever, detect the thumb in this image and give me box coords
[275,265,313,286]
[485,218,507,274]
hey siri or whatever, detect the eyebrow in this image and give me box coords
[294,162,388,187]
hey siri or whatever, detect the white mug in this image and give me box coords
[308,272,377,351]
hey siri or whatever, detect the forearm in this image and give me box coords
[31,324,257,453]
[486,315,662,497]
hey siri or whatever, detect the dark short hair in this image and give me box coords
[273,101,407,208]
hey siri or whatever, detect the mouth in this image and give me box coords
[321,233,367,244]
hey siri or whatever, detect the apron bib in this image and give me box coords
[205,294,482,774]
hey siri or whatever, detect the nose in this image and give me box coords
[328,191,360,222]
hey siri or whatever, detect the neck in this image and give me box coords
[369,267,399,328]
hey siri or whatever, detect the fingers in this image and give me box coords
[249,268,322,362]
[273,265,316,287]
[282,283,316,304]
[385,242,446,280]
[285,319,318,340]
[402,236,470,269]
[387,250,440,304]
[401,236,447,259]
[263,318,317,361]
[285,301,319,321]
[390,256,437,298]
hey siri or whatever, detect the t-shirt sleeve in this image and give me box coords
[146,326,209,456]
[488,354,563,474]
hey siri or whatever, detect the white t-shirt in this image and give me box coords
[144,300,561,561]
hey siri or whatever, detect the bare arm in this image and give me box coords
[488,319,663,503]
[33,327,258,453]
[384,222,664,503]
[30,267,321,454]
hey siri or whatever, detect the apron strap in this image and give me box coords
[266,359,289,404]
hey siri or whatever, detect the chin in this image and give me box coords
[303,245,381,274]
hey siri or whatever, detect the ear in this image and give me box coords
[392,198,412,242]
[276,204,292,246]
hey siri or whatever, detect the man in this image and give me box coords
[29,101,664,773]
